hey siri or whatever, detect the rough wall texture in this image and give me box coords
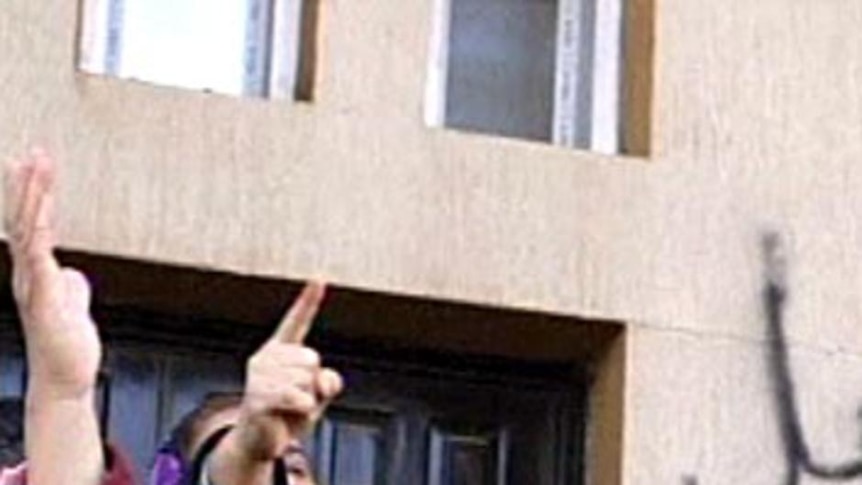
[2,0,862,483]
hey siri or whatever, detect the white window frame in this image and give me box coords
[586,0,624,153]
[424,0,452,129]
[78,0,305,99]
[425,0,625,154]
[268,0,305,99]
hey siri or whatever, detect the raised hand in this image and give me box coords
[3,149,101,399]
[4,149,105,485]
[232,282,343,461]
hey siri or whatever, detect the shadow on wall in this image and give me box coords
[683,233,862,485]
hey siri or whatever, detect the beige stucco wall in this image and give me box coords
[3,0,862,483]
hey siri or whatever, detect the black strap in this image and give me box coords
[184,426,232,485]
[185,426,290,485]
[274,459,288,485]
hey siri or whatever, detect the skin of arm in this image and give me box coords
[207,282,343,485]
[4,149,104,485]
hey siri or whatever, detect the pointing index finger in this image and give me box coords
[272,281,326,344]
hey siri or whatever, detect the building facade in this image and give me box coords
[3,0,862,484]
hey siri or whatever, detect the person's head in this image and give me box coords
[169,392,316,485]
[0,398,24,467]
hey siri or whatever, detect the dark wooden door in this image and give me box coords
[310,351,585,485]
[1,320,586,485]
[103,349,244,483]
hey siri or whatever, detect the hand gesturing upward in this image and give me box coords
[4,148,101,399]
[210,283,344,485]
[235,282,344,460]
[4,148,105,485]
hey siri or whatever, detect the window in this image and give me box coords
[78,0,320,100]
[425,0,653,155]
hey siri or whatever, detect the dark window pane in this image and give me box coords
[445,0,558,141]
[158,355,242,440]
[0,349,23,398]
[429,426,503,485]
[319,409,392,485]
[106,352,162,483]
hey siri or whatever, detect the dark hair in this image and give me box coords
[151,392,243,485]
[0,397,24,467]
[156,392,293,485]
[172,392,243,462]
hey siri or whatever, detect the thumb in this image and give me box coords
[316,368,343,401]
[61,268,92,314]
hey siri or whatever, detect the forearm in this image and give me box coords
[207,430,275,485]
[25,382,104,485]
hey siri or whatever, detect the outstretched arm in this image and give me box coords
[4,149,104,485]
